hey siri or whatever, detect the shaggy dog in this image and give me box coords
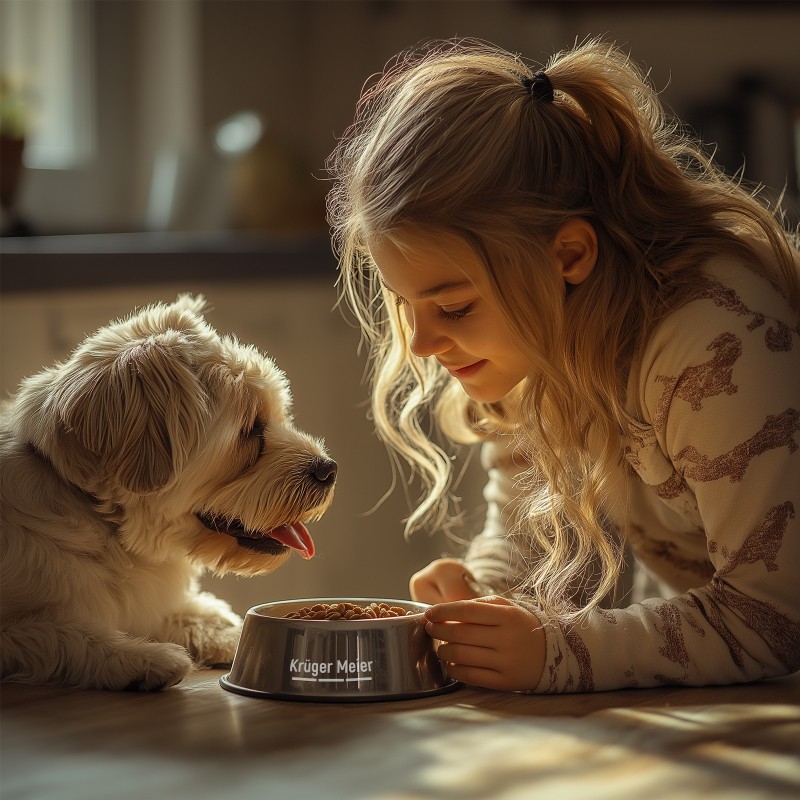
[0,295,336,690]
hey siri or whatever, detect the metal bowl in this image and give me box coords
[220,597,459,702]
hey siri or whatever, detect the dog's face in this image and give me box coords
[13,294,336,576]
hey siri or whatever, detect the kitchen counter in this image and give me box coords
[2,668,798,799]
[0,231,336,292]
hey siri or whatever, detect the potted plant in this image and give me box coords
[0,75,29,235]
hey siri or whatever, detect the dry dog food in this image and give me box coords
[283,602,416,620]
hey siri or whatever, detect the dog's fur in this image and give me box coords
[0,295,336,690]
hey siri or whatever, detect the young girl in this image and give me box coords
[327,38,800,693]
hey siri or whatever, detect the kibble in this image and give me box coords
[284,601,416,620]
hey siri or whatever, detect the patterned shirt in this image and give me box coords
[464,252,800,691]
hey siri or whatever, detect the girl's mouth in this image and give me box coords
[449,360,487,379]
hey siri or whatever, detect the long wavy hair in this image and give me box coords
[326,38,800,620]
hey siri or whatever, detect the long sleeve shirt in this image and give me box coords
[463,252,800,692]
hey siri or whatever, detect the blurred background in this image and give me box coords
[1,0,799,614]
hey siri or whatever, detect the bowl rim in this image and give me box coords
[244,596,431,623]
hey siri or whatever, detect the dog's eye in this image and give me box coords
[242,418,265,441]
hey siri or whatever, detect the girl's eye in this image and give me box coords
[439,304,473,321]
[391,290,472,320]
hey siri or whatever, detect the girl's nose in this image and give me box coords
[408,311,450,358]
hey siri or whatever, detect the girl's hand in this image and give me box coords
[424,596,546,692]
[409,558,483,604]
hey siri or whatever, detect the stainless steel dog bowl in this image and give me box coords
[220,597,459,702]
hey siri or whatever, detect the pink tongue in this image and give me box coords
[268,523,315,560]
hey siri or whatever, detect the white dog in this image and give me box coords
[0,294,336,690]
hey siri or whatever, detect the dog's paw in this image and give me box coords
[188,619,243,668]
[160,596,244,668]
[116,642,194,691]
[0,621,194,691]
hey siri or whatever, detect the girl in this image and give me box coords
[327,38,800,693]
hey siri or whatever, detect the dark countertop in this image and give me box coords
[0,231,338,292]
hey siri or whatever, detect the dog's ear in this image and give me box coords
[56,332,206,495]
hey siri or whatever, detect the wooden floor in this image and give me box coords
[2,669,799,799]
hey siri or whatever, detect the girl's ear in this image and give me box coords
[550,219,598,285]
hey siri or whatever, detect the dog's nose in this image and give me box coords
[310,457,337,485]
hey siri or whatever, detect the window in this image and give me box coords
[0,0,95,169]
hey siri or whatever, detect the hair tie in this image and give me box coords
[521,70,554,103]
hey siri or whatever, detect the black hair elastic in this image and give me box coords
[521,70,554,103]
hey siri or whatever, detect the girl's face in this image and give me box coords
[368,231,532,404]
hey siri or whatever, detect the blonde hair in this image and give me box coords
[327,38,800,619]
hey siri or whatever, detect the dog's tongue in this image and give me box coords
[268,523,315,560]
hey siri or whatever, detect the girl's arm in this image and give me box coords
[410,436,535,604]
[550,261,800,692]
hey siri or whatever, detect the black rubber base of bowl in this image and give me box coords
[219,673,462,703]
